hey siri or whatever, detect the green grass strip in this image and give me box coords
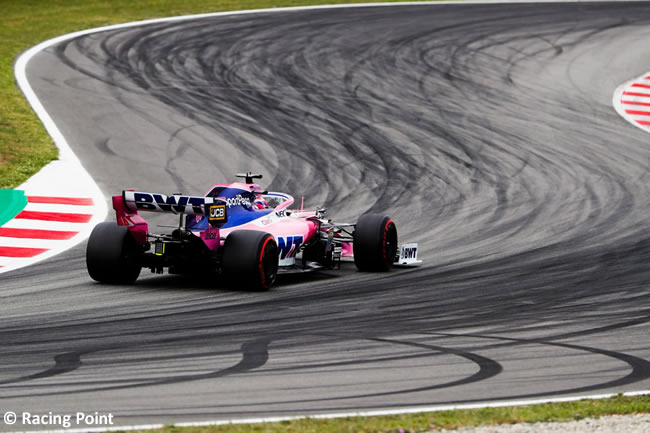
[115,395,650,433]
[0,188,27,225]
[0,0,436,189]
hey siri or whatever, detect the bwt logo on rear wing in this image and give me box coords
[123,191,225,216]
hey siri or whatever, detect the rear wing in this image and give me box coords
[122,191,224,216]
[113,191,227,245]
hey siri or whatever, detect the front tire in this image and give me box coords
[353,214,398,272]
[222,230,279,290]
[86,222,142,283]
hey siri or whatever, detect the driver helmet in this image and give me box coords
[254,197,269,209]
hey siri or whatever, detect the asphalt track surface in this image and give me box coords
[3,1,650,429]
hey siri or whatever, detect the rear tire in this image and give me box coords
[86,222,142,283]
[222,230,279,290]
[353,214,398,272]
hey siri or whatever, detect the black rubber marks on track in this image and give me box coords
[0,338,270,398]
[3,324,648,403]
[0,351,83,386]
[425,331,650,403]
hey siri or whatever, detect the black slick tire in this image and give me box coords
[222,230,279,290]
[86,222,142,283]
[353,214,398,272]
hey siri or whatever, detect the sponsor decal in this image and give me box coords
[277,235,303,260]
[225,194,251,208]
[401,246,417,259]
[208,204,226,222]
[398,243,419,263]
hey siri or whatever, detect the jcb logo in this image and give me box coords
[208,205,226,222]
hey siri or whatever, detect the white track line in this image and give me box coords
[6,0,649,430]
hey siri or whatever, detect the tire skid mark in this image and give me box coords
[0,351,83,386]
[195,335,503,407]
[427,331,650,402]
[0,337,270,398]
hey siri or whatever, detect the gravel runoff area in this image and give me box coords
[435,413,650,433]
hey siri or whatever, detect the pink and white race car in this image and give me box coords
[86,173,420,290]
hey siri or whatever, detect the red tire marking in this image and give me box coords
[383,219,394,266]
[16,210,92,223]
[0,246,48,258]
[625,110,650,116]
[258,236,274,288]
[27,196,94,206]
[637,120,650,126]
[632,83,650,89]
[0,228,77,240]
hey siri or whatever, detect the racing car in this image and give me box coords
[86,173,420,290]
